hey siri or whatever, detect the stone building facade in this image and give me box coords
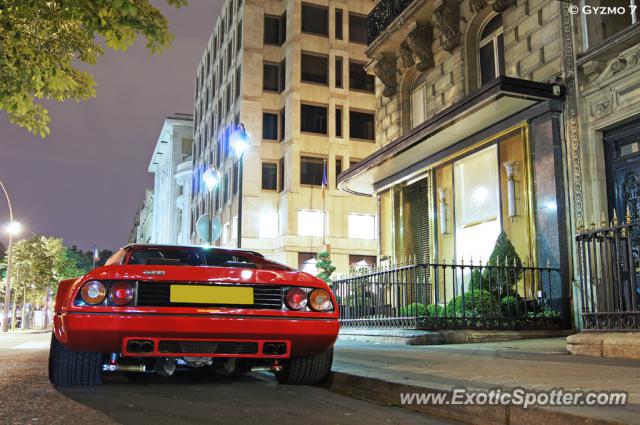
[129,189,154,244]
[148,114,194,245]
[192,0,379,273]
[339,0,575,324]
[568,5,640,336]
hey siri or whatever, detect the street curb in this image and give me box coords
[1,330,51,335]
[338,329,575,346]
[326,372,630,425]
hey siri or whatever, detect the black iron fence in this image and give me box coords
[368,0,415,44]
[576,218,640,331]
[332,257,562,330]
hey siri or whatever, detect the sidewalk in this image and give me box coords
[329,338,640,425]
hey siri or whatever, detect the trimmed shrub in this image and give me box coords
[468,269,486,292]
[447,290,500,317]
[500,295,527,317]
[483,231,523,297]
[399,302,427,316]
[427,304,445,317]
[527,308,561,319]
[316,251,336,284]
[399,303,453,318]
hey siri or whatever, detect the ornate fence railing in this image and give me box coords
[367,0,415,44]
[576,218,640,331]
[332,258,562,330]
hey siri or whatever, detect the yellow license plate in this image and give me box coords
[169,285,254,304]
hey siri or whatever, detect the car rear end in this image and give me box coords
[50,247,339,386]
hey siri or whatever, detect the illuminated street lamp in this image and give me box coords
[202,165,221,244]
[203,165,221,192]
[6,221,22,236]
[230,123,251,248]
[0,179,16,332]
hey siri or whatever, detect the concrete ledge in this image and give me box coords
[339,328,575,345]
[327,372,633,425]
[567,332,640,360]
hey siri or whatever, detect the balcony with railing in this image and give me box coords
[368,0,415,45]
[332,257,563,330]
[576,217,640,331]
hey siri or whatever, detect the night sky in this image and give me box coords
[0,1,222,251]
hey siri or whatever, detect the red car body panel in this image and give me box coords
[53,246,340,359]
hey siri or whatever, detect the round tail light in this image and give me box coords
[308,289,333,311]
[80,281,107,305]
[284,288,308,310]
[108,282,135,306]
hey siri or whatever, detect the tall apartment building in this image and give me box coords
[191,0,378,273]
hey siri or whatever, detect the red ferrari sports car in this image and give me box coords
[49,244,339,386]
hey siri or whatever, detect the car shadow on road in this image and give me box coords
[55,371,274,424]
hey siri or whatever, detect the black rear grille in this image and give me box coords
[136,282,283,310]
[158,340,258,354]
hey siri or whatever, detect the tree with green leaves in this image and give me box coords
[68,245,93,272]
[0,0,188,137]
[9,236,85,323]
[315,251,336,285]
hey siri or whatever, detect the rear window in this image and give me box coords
[125,247,291,270]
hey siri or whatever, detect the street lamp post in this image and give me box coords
[230,123,251,249]
[0,179,14,333]
[202,165,221,244]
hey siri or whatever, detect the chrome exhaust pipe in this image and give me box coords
[102,364,153,373]
[251,363,283,372]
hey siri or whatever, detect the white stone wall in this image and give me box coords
[149,118,194,245]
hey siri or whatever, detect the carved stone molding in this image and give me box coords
[580,59,607,83]
[469,0,487,14]
[559,3,585,228]
[592,57,628,85]
[433,0,461,52]
[492,0,516,13]
[406,23,434,71]
[374,54,398,97]
[400,41,415,71]
[589,89,617,119]
[581,45,640,94]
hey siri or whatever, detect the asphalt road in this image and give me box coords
[0,332,452,425]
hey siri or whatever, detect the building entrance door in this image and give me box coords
[604,119,640,310]
[605,120,640,222]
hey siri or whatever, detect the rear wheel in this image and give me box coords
[48,334,103,386]
[275,348,333,385]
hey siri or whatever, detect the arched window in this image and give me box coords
[478,15,504,86]
[410,72,427,129]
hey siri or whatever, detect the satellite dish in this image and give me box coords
[196,214,223,243]
[211,217,222,242]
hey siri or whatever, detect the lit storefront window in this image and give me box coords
[297,210,327,237]
[348,214,376,239]
[453,144,501,263]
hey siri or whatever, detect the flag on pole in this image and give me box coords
[321,160,328,189]
[92,244,99,269]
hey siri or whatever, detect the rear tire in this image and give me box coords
[275,348,333,385]
[48,334,102,386]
